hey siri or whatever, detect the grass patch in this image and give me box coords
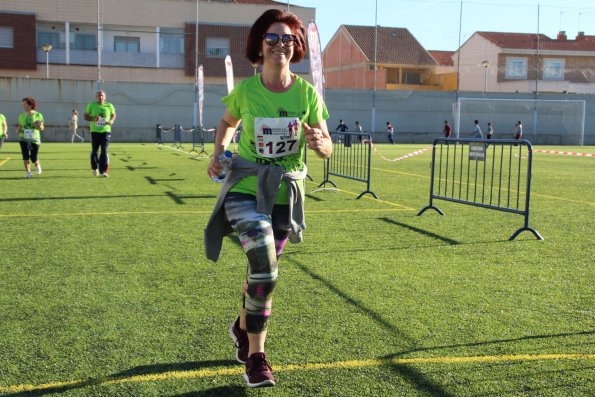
[0,142,593,396]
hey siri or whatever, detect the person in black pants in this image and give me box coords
[336,119,350,146]
[85,90,116,177]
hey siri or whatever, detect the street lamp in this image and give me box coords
[41,44,53,79]
[480,60,489,92]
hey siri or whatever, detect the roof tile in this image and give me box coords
[428,50,454,66]
[477,31,595,51]
[342,25,437,66]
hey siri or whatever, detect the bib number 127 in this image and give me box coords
[265,139,297,155]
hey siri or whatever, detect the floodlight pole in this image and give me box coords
[41,44,52,79]
[193,0,199,128]
[371,0,378,134]
[534,4,540,135]
[455,0,463,137]
[96,0,103,90]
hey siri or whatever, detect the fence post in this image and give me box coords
[173,124,182,149]
[156,123,162,145]
[188,125,199,153]
[315,132,378,199]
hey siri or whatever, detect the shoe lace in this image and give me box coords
[251,354,272,374]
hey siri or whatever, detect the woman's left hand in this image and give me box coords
[303,122,331,158]
[303,122,323,150]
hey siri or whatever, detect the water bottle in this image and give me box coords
[211,150,233,183]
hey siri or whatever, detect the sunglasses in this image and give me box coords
[263,33,297,47]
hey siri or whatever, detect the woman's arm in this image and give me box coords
[34,116,44,131]
[207,109,240,178]
[303,119,332,159]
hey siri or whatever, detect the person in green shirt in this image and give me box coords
[16,97,45,178]
[206,9,332,388]
[0,112,7,151]
[85,90,116,177]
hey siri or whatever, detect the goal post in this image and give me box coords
[453,98,586,146]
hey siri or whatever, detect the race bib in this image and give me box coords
[96,117,106,127]
[24,129,35,140]
[254,117,300,159]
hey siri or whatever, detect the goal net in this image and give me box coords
[453,98,586,145]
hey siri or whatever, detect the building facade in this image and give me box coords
[323,25,455,91]
[0,0,314,84]
[455,31,595,94]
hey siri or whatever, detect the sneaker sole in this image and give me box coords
[243,373,275,388]
[228,321,246,364]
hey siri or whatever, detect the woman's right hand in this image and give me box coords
[207,154,223,179]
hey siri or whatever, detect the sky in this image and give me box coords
[286,0,595,51]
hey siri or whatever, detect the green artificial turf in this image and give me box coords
[0,142,593,396]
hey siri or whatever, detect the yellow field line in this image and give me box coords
[305,180,414,210]
[0,210,212,218]
[1,353,593,393]
[532,192,594,205]
[0,206,413,218]
[0,157,11,167]
[372,167,594,205]
[307,208,411,213]
[372,166,431,179]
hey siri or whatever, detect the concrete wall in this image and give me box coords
[1,77,593,145]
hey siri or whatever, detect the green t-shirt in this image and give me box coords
[222,73,329,204]
[18,111,44,144]
[0,114,6,138]
[86,101,116,133]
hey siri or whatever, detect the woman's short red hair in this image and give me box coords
[22,96,37,110]
[245,9,307,65]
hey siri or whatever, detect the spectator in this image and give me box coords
[335,119,349,132]
[514,120,523,140]
[386,121,395,144]
[472,119,483,139]
[443,120,451,138]
[336,119,350,146]
[355,121,364,143]
[486,122,493,139]
[69,109,84,143]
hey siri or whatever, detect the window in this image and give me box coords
[0,26,14,48]
[404,72,421,84]
[206,37,229,58]
[71,33,96,50]
[160,30,183,54]
[37,31,64,49]
[114,36,140,53]
[543,58,565,80]
[505,57,528,79]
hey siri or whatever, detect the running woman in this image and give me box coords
[85,90,116,177]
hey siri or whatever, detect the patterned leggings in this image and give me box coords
[224,192,290,334]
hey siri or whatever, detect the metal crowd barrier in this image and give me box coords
[317,132,378,199]
[417,138,543,241]
[155,123,179,147]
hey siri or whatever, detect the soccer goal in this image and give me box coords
[453,98,586,145]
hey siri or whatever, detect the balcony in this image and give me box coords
[37,49,184,69]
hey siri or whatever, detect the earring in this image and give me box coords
[258,52,262,56]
